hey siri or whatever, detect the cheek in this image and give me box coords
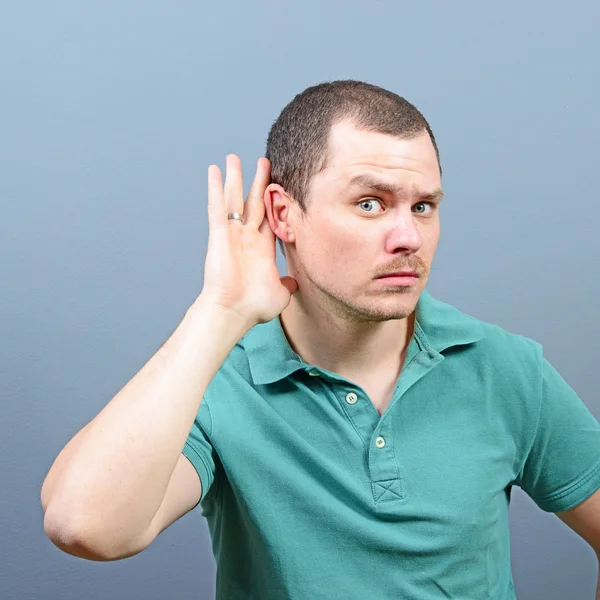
[306,215,348,252]
[301,214,373,272]
[325,224,363,258]
[307,228,357,274]
[425,224,440,253]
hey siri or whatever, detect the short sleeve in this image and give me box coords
[182,398,219,508]
[517,356,600,512]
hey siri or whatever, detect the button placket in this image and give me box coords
[368,414,405,506]
[336,386,380,444]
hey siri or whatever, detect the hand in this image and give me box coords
[200,154,298,327]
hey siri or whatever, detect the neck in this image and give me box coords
[278,288,416,380]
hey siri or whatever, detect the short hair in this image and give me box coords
[265,79,441,257]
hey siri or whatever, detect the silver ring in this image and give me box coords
[227,212,243,222]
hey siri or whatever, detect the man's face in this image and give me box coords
[285,120,443,323]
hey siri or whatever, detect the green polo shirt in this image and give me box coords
[182,288,600,599]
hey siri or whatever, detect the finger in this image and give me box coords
[280,275,299,296]
[223,154,244,221]
[207,164,227,231]
[257,212,277,259]
[244,158,271,228]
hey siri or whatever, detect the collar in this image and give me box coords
[243,287,486,386]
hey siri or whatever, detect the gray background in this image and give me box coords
[1,1,599,598]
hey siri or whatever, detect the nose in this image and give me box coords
[383,209,423,254]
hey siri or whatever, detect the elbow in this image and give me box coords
[43,508,110,561]
[43,506,145,562]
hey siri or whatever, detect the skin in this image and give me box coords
[263,119,443,382]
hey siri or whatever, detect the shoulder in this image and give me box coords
[479,319,542,362]
[445,306,547,461]
[454,302,543,368]
[202,338,255,402]
[439,301,545,396]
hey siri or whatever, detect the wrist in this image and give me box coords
[185,294,253,338]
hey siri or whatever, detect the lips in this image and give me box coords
[378,271,419,278]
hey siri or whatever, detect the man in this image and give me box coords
[42,80,600,599]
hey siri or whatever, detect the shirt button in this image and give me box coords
[345,392,358,404]
[376,436,386,448]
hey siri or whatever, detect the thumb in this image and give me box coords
[280,276,299,295]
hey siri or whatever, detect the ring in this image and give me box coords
[227,212,243,222]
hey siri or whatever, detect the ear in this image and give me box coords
[263,184,296,245]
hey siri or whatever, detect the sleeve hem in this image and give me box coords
[531,458,600,512]
[182,441,213,506]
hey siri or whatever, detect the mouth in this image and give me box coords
[376,271,419,279]
[375,271,420,286]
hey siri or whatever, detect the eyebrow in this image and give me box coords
[347,174,444,202]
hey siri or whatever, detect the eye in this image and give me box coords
[357,198,384,213]
[357,199,436,215]
[413,202,435,214]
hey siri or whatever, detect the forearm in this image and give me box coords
[42,295,250,557]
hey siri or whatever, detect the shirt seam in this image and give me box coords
[205,396,214,436]
[204,398,223,502]
[515,340,544,483]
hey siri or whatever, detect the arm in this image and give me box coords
[42,155,297,560]
[555,488,600,599]
[513,347,600,596]
[41,295,250,560]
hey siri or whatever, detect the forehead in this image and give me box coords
[321,120,441,187]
